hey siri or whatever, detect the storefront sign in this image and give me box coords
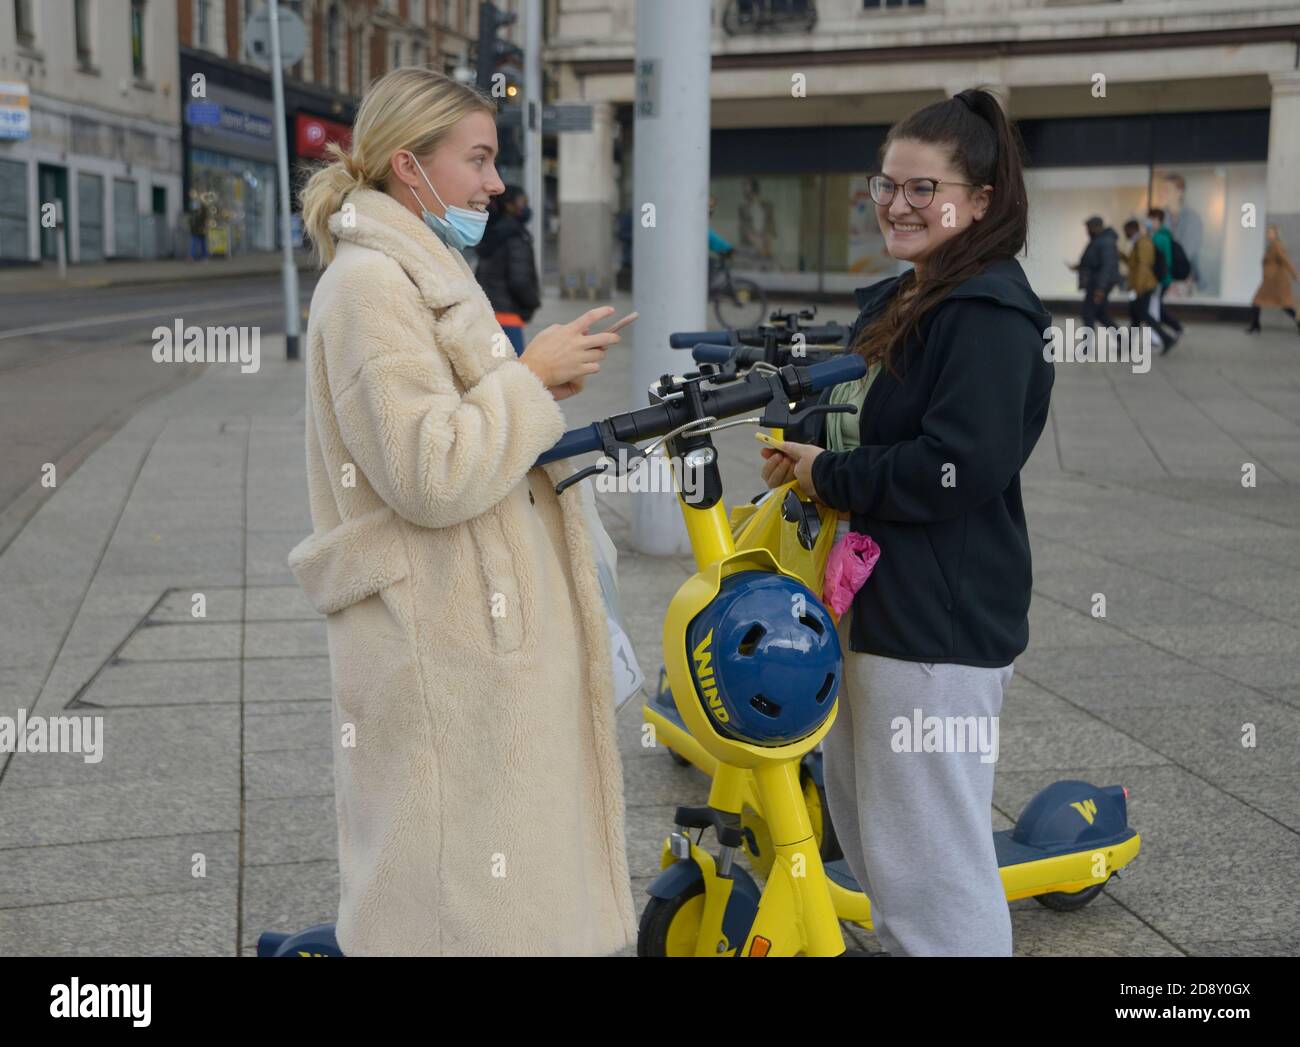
[185,102,221,126]
[0,81,31,141]
[217,105,273,140]
[185,100,272,141]
[543,104,593,134]
[295,114,352,159]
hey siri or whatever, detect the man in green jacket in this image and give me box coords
[1148,208,1184,352]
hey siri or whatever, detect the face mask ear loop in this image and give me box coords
[409,152,450,214]
[403,152,446,218]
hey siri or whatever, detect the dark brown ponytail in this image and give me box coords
[850,86,1029,373]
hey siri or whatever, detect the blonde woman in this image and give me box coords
[290,68,636,956]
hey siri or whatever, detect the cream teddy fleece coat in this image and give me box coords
[287,187,637,955]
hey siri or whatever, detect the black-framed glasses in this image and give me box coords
[868,174,983,210]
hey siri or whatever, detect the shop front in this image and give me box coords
[699,109,1269,306]
[184,84,279,256]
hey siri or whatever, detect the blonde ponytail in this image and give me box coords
[299,68,496,267]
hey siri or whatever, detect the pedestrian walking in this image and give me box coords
[1245,224,1300,335]
[1069,215,1119,330]
[1121,218,1179,352]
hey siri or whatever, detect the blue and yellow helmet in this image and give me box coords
[686,571,841,746]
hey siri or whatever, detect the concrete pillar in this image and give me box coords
[557,100,616,299]
[1266,72,1300,251]
[629,0,712,556]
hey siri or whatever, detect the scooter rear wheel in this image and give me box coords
[1034,882,1107,911]
[638,881,706,957]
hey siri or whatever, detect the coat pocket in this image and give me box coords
[469,509,526,654]
[288,505,411,615]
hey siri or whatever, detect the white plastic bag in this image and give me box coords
[578,479,644,710]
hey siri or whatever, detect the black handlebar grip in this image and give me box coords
[691,344,738,364]
[804,354,866,394]
[669,330,730,349]
[535,423,602,466]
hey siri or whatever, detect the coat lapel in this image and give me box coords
[329,187,504,388]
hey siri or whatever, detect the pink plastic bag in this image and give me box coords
[822,532,881,617]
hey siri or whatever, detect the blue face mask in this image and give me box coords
[406,154,488,250]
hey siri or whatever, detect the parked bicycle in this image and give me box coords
[709,250,768,330]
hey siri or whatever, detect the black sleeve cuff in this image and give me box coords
[811,449,850,512]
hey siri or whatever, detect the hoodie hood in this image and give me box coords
[852,257,1051,335]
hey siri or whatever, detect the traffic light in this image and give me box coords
[475,2,522,100]
[476,2,525,171]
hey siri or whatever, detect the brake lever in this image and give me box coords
[553,419,646,497]
[761,400,858,431]
[554,462,605,497]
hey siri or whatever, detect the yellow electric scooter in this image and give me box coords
[633,332,1140,955]
[539,341,1141,957]
[651,325,851,878]
[539,349,867,956]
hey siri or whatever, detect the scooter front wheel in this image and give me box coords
[638,881,706,957]
[1034,881,1107,911]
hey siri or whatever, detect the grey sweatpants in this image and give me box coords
[821,607,1014,956]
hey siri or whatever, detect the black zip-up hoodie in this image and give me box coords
[808,258,1054,667]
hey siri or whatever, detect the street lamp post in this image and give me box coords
[267,0,301,360]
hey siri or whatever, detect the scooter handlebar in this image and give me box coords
[534,355,866,467]
[670,323,849,350]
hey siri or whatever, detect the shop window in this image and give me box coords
[1021,162,1265,304]
[190,148,278,254]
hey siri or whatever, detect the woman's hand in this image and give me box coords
[549,376,586,401]
[759,446,795,489]
[521,306,621,393]
[761,439,826,501]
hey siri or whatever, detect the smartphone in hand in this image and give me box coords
[599,311,639,335]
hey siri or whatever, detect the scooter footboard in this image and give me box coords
[997,829,1141,901]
